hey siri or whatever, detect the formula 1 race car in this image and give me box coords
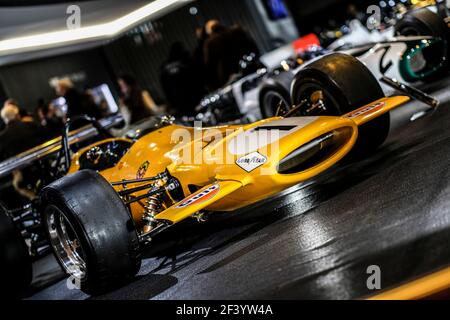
[197,6,450,124]
[37,53,439,295]
[322,4,450,84]
[0,115,172,297]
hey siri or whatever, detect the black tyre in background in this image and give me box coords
[259,72,294,118]
[395,7,450,73]
[395,7,449,40]
[291,53,389,155]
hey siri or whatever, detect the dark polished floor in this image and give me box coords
[29,78,450,300]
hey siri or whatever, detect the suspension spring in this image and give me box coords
[142,195,163,233]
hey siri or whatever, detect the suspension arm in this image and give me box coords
[123,188,166,206]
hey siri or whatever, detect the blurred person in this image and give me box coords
[98,99,113,119]
[117,74,158,124]
[35,102,64,139]
[205,19,221,37]
[347,3,366,23]
[84,88,105,120]
[35,98,47,125]
[1,99,13,115]
[203,20,227,90]
[191,26,209,99]
[2,99,33,123]
[19,108,34,123]
[0,102,46,161]
[160,42,204,116]
[203,20,260,90]
[192,25,208,77]
[54,78,84,118]
[54,78,98,120]
[1,101,49,200]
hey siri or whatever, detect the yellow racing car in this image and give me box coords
[39,53,438,295]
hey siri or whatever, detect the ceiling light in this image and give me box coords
[0,0,191,55]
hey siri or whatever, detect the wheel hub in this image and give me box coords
[46,206,87,280]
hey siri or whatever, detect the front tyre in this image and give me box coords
[41,170,141,295]
[291,53,390,155]
[0,203,33,298]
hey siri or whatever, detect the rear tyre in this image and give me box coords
[395,7,450,71]
[291,53,390,155]
[0,202,33,298]
[40,170,141,295]
[395,7,449,39]
[259,81,291,118]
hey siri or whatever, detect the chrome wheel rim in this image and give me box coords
[46,206,87,280]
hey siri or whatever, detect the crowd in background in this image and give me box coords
[0,78,111,161]
[0,100,47,162]
[160,19,259,116]
[0,19,258,162]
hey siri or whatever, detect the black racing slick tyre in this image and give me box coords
[395,7,449,40]
[259,73,293,118]
[291,53,390,155]
[40,170,141,295]
[0,202,33,298]
[259,83,291,118]
[395,7,450,72]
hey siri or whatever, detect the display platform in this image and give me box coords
[29,78,450,300]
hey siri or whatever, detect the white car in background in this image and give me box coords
[195,6,449,124]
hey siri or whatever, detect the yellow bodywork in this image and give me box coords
[68,95,410,226]
[411,0,438,9]
[69,94,450,300]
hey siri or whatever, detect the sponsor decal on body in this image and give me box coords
[176,184,220,208]
[345,102,386,119]
[136,161,150,179]
[236,152,268,172]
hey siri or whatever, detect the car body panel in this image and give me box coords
[64,95,408,225]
